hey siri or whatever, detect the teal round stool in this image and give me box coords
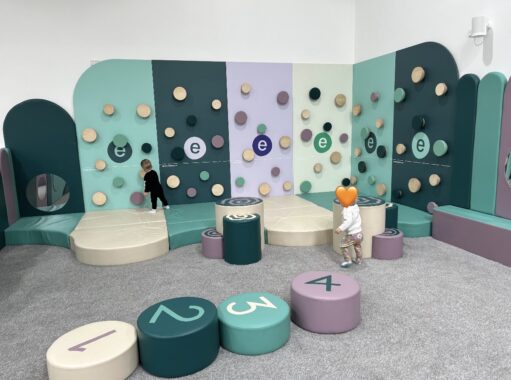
[218,292,290,355]
[223,214,261,265]
[137,297,219,378]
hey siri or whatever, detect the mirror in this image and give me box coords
[506,152,511,188]
[26,173,70,212]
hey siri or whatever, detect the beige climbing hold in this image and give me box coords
[92,192,107,206]
[258,183,271,196]
[313,163,323,174]
[396,143,407,155]
[166,175,180,189]
[241,83,252,95]
[103,104,115,116]
[330,151,342,164]
[95,160,107,171]
[279,136,292,149]
[242,149,255,162]
[164,127,176,138]
[283,181,293,191]
[211,99,222,110]
[352,104,362,116]
[334,94,346,107]
[136,104,151,118]
[411,66,426,83]
[301,109,311,120]
[435,83,448,96]
[173,86,187,101]
[429,174,441,187]
[375,118,385,129]
[211,184,224,197]
[82,128,97,143]
[376,183,387,196]
[354,147,362,157]
[408,178,422,193]
[349,176,358,185]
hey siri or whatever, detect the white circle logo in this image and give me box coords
[184,137,206,160]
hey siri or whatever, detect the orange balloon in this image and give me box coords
[335,186,358,207]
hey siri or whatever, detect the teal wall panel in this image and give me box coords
[471,72,507,214]
[352,53,396,200]
[74,60,160,211]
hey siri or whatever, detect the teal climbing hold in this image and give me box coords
[200,171,210,181]
[257,124,267,134]
[235,177,245,187]
[113,177,125,188]
[300,180,312,194]
[113,134,128,148]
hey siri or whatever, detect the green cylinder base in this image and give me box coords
[223,213,262,265]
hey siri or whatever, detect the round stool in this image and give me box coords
[291,271,361,334]
[137,297,219,378]
[215,197,264,251]
[223,214,261,265]
[333,196,385,258]
[201,228,223,259]
[372,228,404,260]
[385,202,398,229]
[217,292,290,355]
[46,321,138,380]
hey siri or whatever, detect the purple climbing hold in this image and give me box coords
[301,129,313,142]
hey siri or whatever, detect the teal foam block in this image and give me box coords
[5,213,84,248]
[165,202,216,249]
[471,72,507,214]
[352,53,396,201]
[395,203,432,237]
[74,60,160,212]
[298,191,335,211]
[451,74,479,209]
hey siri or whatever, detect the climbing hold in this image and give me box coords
[257,124,267,134]
[171,147,185,161]
[283,181,293,191]
[375,118,384,129]
[186,115,197,126]
[340,133,349,143]
[242,149,255,162]
[211,135,225,149]
[360,127,369,140]
[309,87,321,101]
[301,109,311,120]
[330,151,341,164]
[408,178,421,193]
[199,171,210,181]
[95,160,107,171]
[234,111,247,125]
[349,176,358,185]
[82,128,97,143]
[167,175,180,189]
[352,104,362,116]
[427,201,438,214]
[211,99,222,110]
[211,184,224,197]
[300,181,312,193]
[429,174,441,187]
[377,145,387,158]
[258,183,271,196]
[368,176,376,185]
[300,129,313,142]
[354,147,362,157]
[370,92,380,102]
[241,83,251,95]
[130,192,144,205]
[393,189,404,199]
[112,134,128,148]
[92,192,107,206]
[113,177,124,188]
[411,67,426,83]
[235,177,245,187]
[103,104,115,116]
[433,140,448,157]
[187,187,198,198]
[313,163,323,174]
[271,167,280,177]
[323,122,332,132]
[276,91,289,105]
[335,94,346,107]
[141,143,152,153]
[435,83,448,96]
[394,88,406,103]
[136,104,151,118]
[164,127,176,138]
[376,183,387,196]
[173,86,187,101]
[412,115,427,130]
[395,144,407,155]
[358,161,367,173]
[279,136,291,149]
[342,178,351,187]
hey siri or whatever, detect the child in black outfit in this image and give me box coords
[141,159,169,214]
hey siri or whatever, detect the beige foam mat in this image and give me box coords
[264,196,333,246]
[70,209,169,266]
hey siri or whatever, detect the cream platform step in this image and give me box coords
[70,209,169,266]
[264,196,333,246]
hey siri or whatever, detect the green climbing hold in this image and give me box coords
[394,88,406,103]
[113,177,125,188]
[200,171,210,181]
[257,124,267,134]
[367,175,376,185]
[433,140,448,157]
[300,180,312,194]
[113,134,128,148]
[360,127,369,140]
[235,177,245,187]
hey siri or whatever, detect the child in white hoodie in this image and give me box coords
[335,198,363,268]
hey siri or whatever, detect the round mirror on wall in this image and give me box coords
[506,152,511,188]
[26,174,70,212]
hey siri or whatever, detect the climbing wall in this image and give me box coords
[391,42,459,211]
[74,59,160,211]
[496,76,511,219]
[351,53,396,200]
[226,63,293,197]
[152,61,231,204]
[292,64,352,194]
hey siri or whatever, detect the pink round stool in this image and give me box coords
[291,271,361,334]
[201,228,223,259]
[372,228,404,260]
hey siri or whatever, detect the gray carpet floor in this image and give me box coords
[0,238,510,380]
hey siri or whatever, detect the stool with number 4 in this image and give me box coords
[217,292,290,355]
[137,297,219,378]
[291,271,361,333]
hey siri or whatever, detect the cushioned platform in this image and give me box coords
[394,203,432,237]
[70,209,168,266]
[5,213,84,248]
[264,196,332,246]
[165,202,216,249]
[433,205,511,266]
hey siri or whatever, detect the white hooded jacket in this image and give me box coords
[339,204,362,235]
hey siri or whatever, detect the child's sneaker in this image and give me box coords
[163,205,170,210]
[340,260,352,268]
[148,209,157,214]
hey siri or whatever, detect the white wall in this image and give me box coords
[0,0,355,146]
[355,0,511,78]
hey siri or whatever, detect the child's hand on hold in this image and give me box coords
[335,227,342,235]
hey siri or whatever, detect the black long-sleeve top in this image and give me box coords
[143,170,163,193]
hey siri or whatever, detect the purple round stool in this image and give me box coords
[291,271,361,334]
[201,228,223,259]
[372,228,403,260]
